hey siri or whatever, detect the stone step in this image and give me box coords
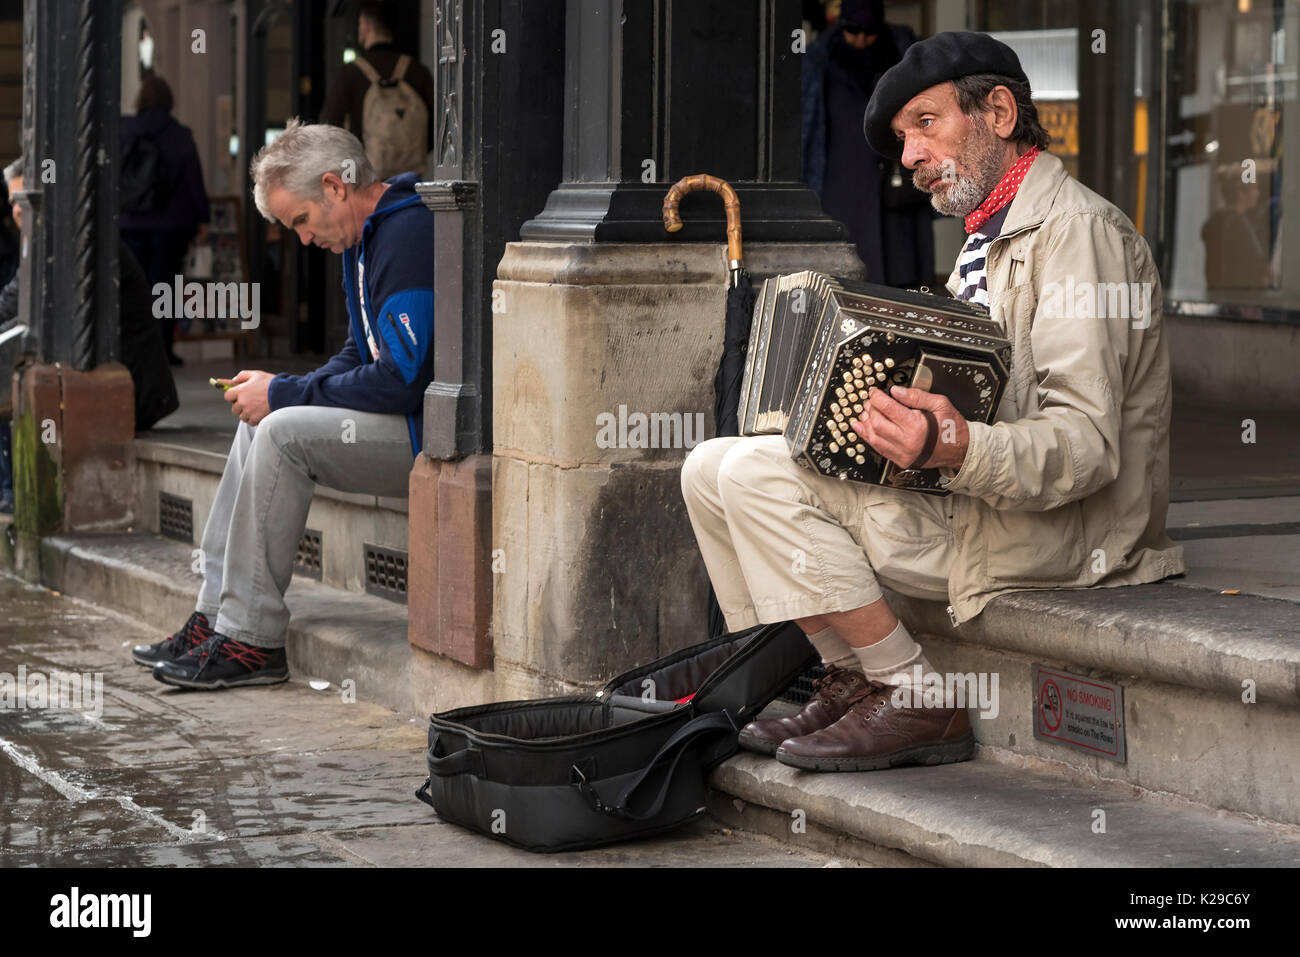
[38,525,1300,862]
[710,750,1300,867]
[38,532,494,719]
[882,583,1300,827]
[131,436,409,597]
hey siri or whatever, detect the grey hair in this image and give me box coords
[951,74,1051,152]
[3,156,23,185]
[248,117,377,221]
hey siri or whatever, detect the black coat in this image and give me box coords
[117,239,178,431]
[0,243,177,429]
[119,107,211,233]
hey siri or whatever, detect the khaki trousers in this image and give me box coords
[680,435,954,633]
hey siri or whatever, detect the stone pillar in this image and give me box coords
[491,0,864,696]
[491,244,865,698]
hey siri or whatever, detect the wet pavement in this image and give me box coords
[0,575,842,868]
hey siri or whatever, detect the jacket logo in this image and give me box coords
[399,312,418,346]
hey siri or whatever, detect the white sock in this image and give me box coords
[804,626,858,671]
[850,620,933,694]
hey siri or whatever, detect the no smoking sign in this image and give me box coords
[1032,665,1126,763]
[1039,678,1062,733]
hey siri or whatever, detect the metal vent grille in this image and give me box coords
[294,529,322,580]
[364,543,407,604]
[779,661,826,706]
[159,492,193,543]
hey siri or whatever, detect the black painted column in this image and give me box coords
[520,0,845,244]
[10,0,132,570]
[416,0,484,459]
[417,179,479,458]
[18,0,121,367]
[418,0,567,458]
[1076,1,1139,220]
[407,0,566,669]
[244,0,270,328]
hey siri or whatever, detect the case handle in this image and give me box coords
[573,710,737,821]
[618,710,737,819]
[426,745,485,777]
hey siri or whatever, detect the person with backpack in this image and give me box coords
[319,0,434,180]
[0,157,176,467]
[120,74,211,366]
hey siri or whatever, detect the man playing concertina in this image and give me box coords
[133,119,436,691]
[680,32,1185,771]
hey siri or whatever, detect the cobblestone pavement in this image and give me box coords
[0,575,843,868]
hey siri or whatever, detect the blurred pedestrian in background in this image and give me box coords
[320,0,434,180]
[120,74,211,367]
[0,156,22,513]
[802,0,934,287]
[1,158,175,451]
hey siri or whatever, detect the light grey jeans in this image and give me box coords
[194,405,414,648]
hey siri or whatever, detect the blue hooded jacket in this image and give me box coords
[266,172,435,456]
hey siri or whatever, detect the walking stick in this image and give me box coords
[662,174,745,289]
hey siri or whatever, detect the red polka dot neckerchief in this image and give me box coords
[963,146,1041,234]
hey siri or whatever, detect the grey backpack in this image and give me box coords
[354,54,428,180]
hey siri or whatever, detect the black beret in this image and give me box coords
[864,31,1029,160]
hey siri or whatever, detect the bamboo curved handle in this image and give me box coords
[662,173,743,268]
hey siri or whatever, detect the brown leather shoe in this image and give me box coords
[737,665,874,755]
[775,681,974,772]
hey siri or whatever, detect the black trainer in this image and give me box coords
[132,611,214,667]
[153,632,289,690]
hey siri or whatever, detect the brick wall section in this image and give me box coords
[408,453,493,669]
[58,364,135,530]
[13,363,134,535]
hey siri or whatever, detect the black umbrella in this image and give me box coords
[663,174,754,639]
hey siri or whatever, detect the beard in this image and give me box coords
[911,116,1008,218]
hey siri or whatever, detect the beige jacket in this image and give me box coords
[938,150,1185,623]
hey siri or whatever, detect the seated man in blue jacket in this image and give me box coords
[133,118,435,690]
